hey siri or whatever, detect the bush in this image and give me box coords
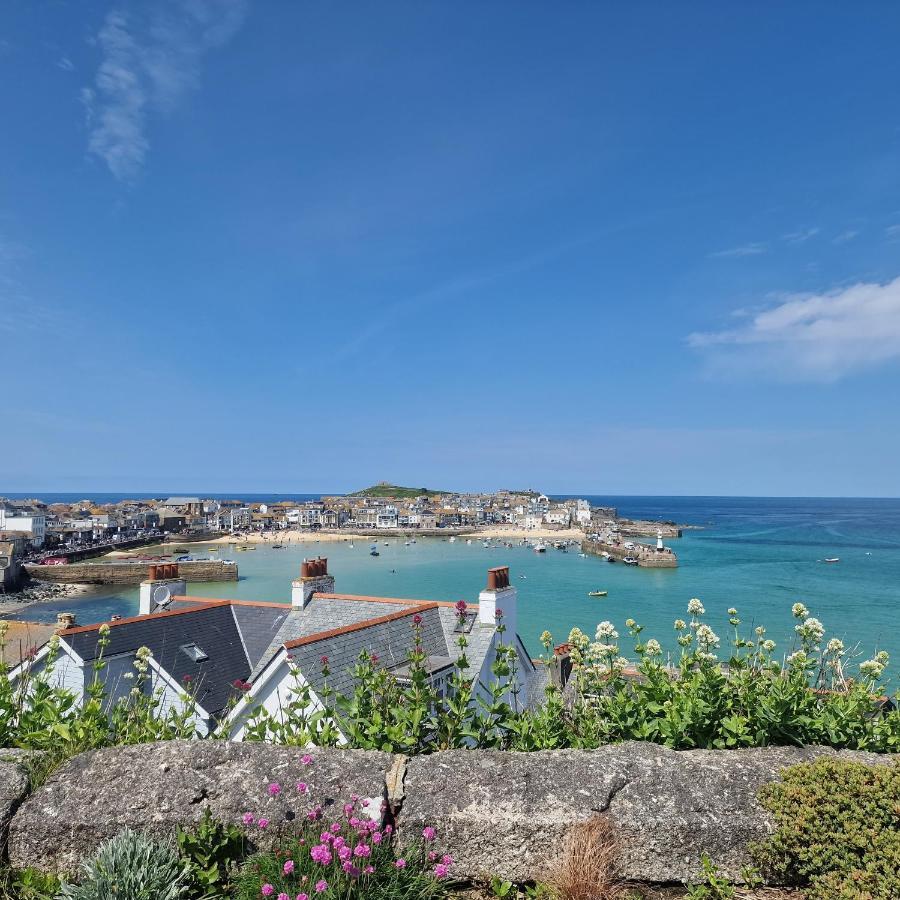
[177,808,246,899]
[0,866,59,900]
[751,757,900,899]
[233,756,452,900]
[58,827,191,900]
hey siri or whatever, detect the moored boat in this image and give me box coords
[588,590,608,597]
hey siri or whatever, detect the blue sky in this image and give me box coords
[2,1,900,496]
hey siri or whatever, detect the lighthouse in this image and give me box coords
[656,529,664,552]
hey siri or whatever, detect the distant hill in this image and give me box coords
[350,483,445,499]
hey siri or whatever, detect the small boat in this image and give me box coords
[824,557,840,564]
[623,556,638,566]
[607,555,616,563]
[467,539,473,545]
[534,542,547,553]
[405,540,411,546]
[449,536,456,543]
[370,549,380,557]
[272,544,284,549]
[588,590,608,597]
[207,547,218,552]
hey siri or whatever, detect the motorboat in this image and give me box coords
[588,590,608,597]
[534,542,547,553]
[824,557,840,563]
[623,556,638,566]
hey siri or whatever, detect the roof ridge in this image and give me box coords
[284,602,439,649]
[59,599,231,635]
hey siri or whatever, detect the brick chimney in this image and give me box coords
[478,565,517,637]
[55,612,77,631]
[139,563,187,615]
[292,557,335,609]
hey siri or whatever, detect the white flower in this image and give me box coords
[791,602,809,620]
[687,598,705,616]
[674,619,686,631]
[755,626,766,637]
[695,624,720,649]
[787,650,808,667]
[696,651,718,664]
[794,617,825,645]
[761,639,776,653]
[859,658,886,681]
[625,618,636,629]
[826,638,845,656]
[727,607,738,616]
[595,621,619,640]
[644,639,662,657]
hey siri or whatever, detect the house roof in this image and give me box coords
[0,621,56,666]
[56,587,512,721]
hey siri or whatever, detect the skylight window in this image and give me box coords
[180,643,208,662]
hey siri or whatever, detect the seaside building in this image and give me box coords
[10,561,541,741]
[0,506,46,547]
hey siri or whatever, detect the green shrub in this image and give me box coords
[58,827,191,900]
[176,808,246,899]
[0,866,60,900]
[752,757,900,899]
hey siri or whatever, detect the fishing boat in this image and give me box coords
[623,556,638,566]
[272,544,284,549]
[449,536,456,543]
[824,557,840,563]
[534,542,547,553]
[588,590,608,597]
[370,549,380,557]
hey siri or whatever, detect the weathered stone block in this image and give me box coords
[0,749,32,855]
[399,742,892,883]
[8,741,391,875]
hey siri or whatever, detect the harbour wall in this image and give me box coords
[617,520,682,539]
[24,559,238,585]
[582,538,678,568]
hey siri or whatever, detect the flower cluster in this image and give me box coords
[240,755,452,899]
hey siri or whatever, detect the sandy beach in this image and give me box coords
[207,526,585,545]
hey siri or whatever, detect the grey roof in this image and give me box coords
[230,604,290,667]
[249,596,421,680]
[283,604,451,700]
[162,497,202,506]
[64,603,250,719]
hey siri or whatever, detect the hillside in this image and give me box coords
[349,482,445,499]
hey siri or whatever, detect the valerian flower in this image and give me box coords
[696,624,720,650]
[687,598,705,616]
[795,617,825,646]
[539,630,553,650]
[644,638,662,657]
[595,621,618,640]
[674,619,686,631]
[826,638,845,656]
[761,639,776,653]
[791,602,809,620]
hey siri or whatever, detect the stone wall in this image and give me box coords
[1,741,892,884]
[582,539,678,568]
[25,559,238,585]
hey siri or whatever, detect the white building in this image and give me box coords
[0,509,46,547]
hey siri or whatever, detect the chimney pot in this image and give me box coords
[149,564,158,580]
[301,560,311,578]
[487,569,499,590]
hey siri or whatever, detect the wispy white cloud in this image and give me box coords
[82,0,247,181]
[57,56,75,72]
[886,224,900,240]
[833,229,859,244]
[709,242,767,259]
[782,227,820,244]
[688,275,900,381]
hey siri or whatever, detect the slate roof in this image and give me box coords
[62,602,251,718]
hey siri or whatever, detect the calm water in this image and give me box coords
[9,497,900,675]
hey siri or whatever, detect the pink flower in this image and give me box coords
[428,851,438,862]
[412,613,423,625]
[296,894,308,900]
[242,812,255,826]
[296,782,308,794]
[353,843,371,858]
[268,783,282,797]
[258,818,270,830]
[301,754,314,765]
[384,824,393,835]
[314,880,328,893]
[370,653,379,664]
[283,860,295,875]
[364,865,374,875]
[441,854,454,866]
[372,832,382,844]
[434,864,449,878]
[349,816,360,827]
[330,823,341,834]
[310,844,332,865]
[261,886,275,898]
[320,655,329,666]
[338,846,351,862]
[394,858,407,869]
[455,599,467,614]
[495,607,504,621]
[422,826,436,841]
[361,799,369,807]
[278,894,290,900]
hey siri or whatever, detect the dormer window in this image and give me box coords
[180,643,208,662]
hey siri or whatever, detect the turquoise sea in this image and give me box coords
[10,497,900,676]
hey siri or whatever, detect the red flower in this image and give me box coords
[412,613,423,625]
[320,655,329,666]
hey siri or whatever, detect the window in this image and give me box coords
[180,643,208,662]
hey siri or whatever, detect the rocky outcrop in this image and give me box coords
[8,742,390,875]
[0,750,32,855]
[6,741,895,883]
[400,743,891,883]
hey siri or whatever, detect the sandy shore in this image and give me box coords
[459,526,583,541]
[0,582,93,617]
[207,527,584,544]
